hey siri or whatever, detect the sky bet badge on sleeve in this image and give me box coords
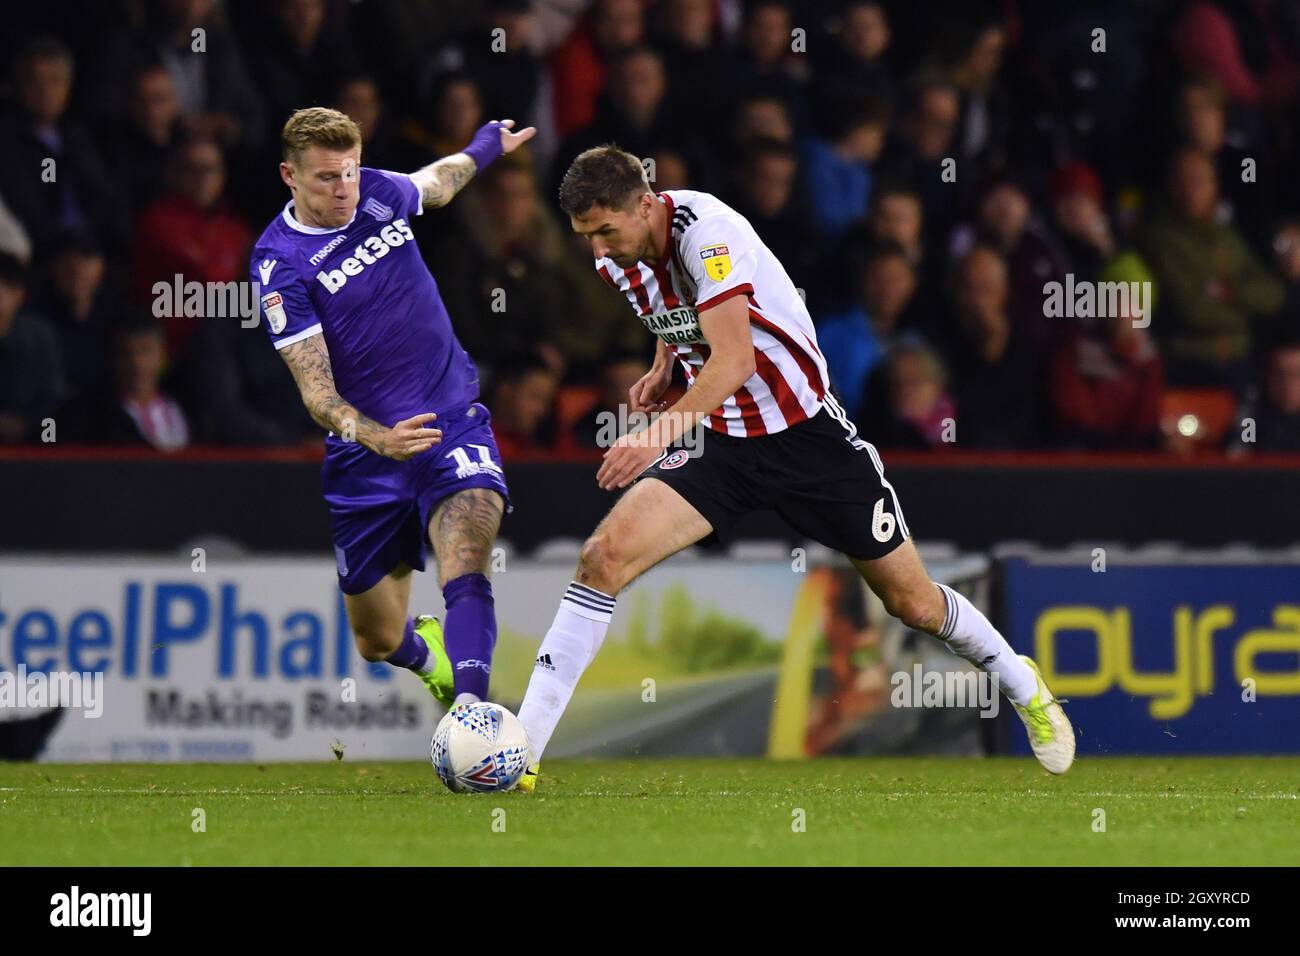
[261,291,287,334]
[700,243,732,281]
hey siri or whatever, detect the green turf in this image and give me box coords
[1,757,1297,866]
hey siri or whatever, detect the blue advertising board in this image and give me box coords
[1000,557,1300,754]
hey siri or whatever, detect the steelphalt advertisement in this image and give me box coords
[2,553,994,763]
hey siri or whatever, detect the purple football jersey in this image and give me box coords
[249,167,478,426]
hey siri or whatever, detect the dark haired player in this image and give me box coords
[514,146,1074,790]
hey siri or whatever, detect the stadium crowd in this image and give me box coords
[1,0,1299,457]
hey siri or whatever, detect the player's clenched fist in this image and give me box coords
[380,412,442,460]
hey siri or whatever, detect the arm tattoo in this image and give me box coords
[278,335,387,451]
[410,154,477,209]
[432,488,504,577]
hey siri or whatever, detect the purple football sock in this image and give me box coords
[443,573,496,699]
[384,618,429,672]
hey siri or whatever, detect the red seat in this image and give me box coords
[1159,388,1238,448]
[555,384,600,432]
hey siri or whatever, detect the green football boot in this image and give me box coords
[1012,654,1076,774]
[413,615,454,709]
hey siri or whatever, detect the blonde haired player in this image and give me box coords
[251,108,534,734]
[514,146,1074,790]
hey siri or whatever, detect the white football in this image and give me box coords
[430,702,531,793]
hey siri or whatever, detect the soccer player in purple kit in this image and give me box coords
[250,108,535,712]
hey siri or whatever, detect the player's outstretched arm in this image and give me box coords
[409,119,536,209]
[278,334,441,460]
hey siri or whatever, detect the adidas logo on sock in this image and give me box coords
[535,653,555,671]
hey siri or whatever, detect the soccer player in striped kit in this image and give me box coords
[515,146,1074,789]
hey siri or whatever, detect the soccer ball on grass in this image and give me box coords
[430,702,531,793]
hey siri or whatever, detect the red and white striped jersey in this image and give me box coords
[595,189,831,437]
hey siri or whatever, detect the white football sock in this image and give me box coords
[935,583,1036,705]
[517,582,614,762]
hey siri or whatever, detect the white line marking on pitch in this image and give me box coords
[1,787,1296,800]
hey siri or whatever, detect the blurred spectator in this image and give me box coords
[813,1,895,108]
[129,137,253,362]
[1233,335,1300,452]
[244,0,360,139]
[1139,148,1283,389]
[733,0,808,116]
[92,0,265,153]
[396,71,484,170]
[867,338,957,449]
[0,252,63,443]
[721,92,796,175]
[728,138,820,293]
[877,77,964,228]
[550,0,646,138]
[177,317,317,446]
[647,148,690,191]
[1172,0,1300,109]
[35,232,113,401]
[1015,3,1148,189]
[332,75,397,171]
[489,352,559,457]
[103,64,184,215]
[432,156,640,379]
[1049,253,1165,449]
[818,240,928,416]
[556,47,704,197]
[426,0,541,127]
[937,15,1010,177]
[867,182,926,275]
[0,37,128,258]
[950,176,1069,355]
[653,0,732,144]
[1174,76,1273,246]
[943,245,1043,448]
[569,348,649,449]
[344,0,479,101]
[800,93,889,239]
[58,313,189,450]
[1050,161,1116,281]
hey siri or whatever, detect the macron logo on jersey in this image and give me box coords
[315,218,414,294]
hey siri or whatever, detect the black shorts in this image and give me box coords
[636,398,911,561]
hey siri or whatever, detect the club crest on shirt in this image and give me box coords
[362,197,393,222]
[261,291,287,334]
[699,243,731,281]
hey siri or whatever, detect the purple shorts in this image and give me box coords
[321,402,510,595]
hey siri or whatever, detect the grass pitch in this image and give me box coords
[2,757,1297,866]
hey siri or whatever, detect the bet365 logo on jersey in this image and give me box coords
[315,219,415,294]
